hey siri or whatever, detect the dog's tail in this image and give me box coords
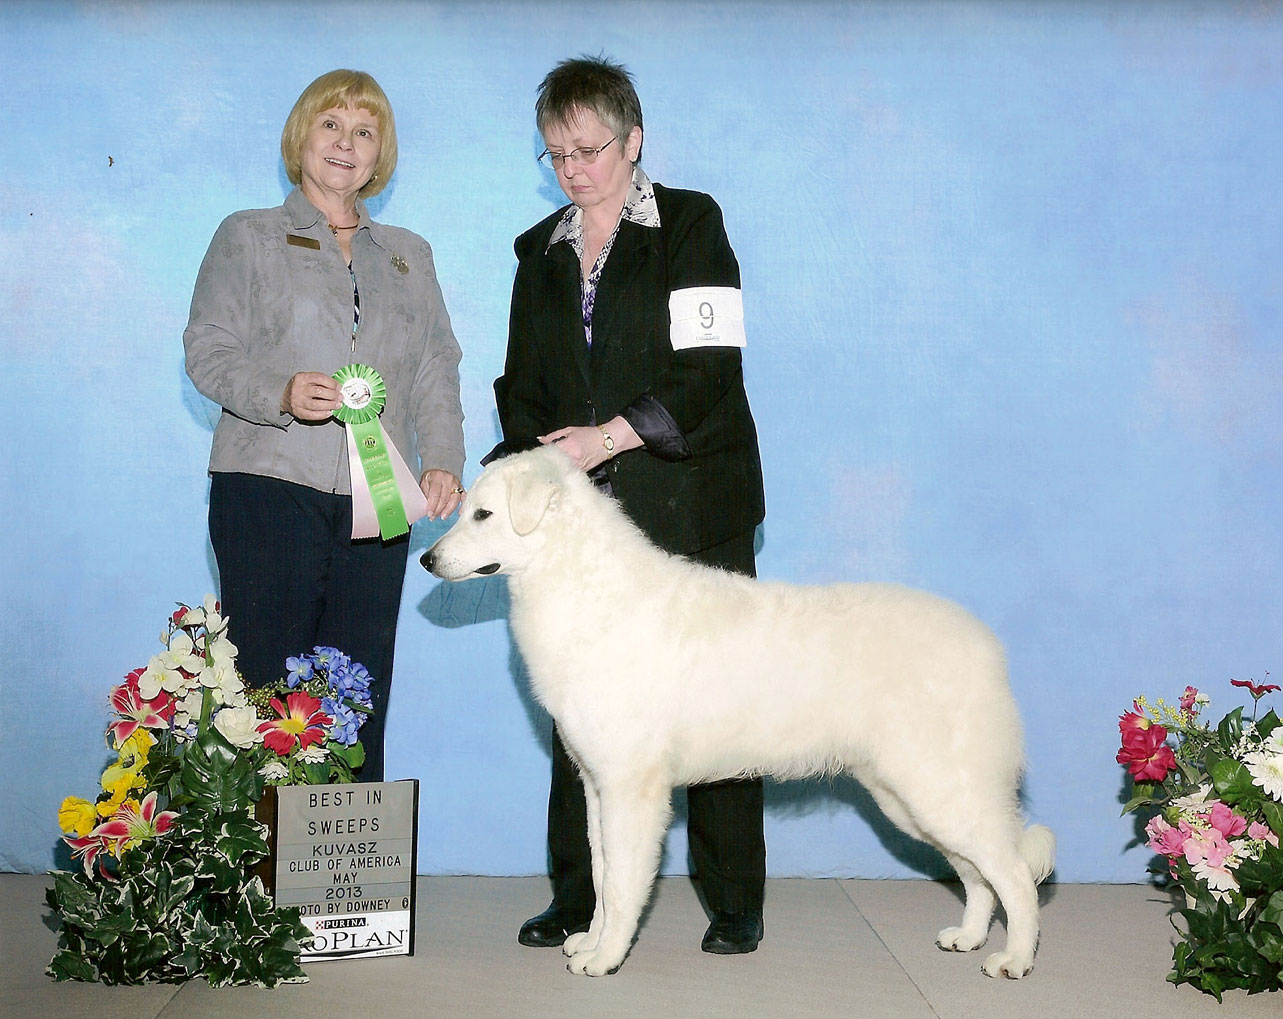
[1020,824,1056,885]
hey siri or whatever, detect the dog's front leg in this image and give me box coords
[565,774,671,976]
[562,770,605,959]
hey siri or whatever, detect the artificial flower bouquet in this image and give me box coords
[47,597,374,987]
[1117,677,1283,999]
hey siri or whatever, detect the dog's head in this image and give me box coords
[421,445,578,581]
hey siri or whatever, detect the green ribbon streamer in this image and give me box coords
[333,364,410,540]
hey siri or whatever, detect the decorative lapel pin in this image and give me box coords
[391,254,409,274]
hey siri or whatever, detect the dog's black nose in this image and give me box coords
[420,549,436,573]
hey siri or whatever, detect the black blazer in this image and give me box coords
[495,183,765,556]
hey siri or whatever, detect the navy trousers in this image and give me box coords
[545,530,767,916]
[208,471,410,781]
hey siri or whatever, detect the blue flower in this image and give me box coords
[284,655,315,688]
[322,696,360,747]
[311,646,351,676]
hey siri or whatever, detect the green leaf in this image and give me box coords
[1208,753,1258,806]
[1238,844,1283,902]
[1217,706,1245,750]
[1255,709,1280,740]
[1262,800,1283,837]
[179,727,262,814]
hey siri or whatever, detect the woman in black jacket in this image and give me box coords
[493,54,767,956]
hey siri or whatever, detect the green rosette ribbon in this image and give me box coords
[332,364,411,540]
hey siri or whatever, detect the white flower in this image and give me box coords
[171,688,205,731]
[1244,748,1283,802]
[259,760,289,781]
[213,705,263,749]
[1191,855,1241,898]
[1170,784,1214,811]
[201,594,230,637]
[206,631,237,668]
[298,745,328,765]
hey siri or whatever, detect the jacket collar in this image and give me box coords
[545,166,660,255]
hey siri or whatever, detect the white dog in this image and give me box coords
[423,446,1054,978]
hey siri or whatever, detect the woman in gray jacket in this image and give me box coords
[184,69,465,780]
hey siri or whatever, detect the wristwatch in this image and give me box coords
[598,425,615,454]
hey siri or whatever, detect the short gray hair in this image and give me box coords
[536,54,643,160]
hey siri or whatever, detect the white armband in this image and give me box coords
[668,286,746,351]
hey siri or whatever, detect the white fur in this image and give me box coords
[424,446,1054,978]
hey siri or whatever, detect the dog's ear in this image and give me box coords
[508,474,559,536]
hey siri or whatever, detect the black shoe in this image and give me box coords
[701,909,764,955]
[518,904,592,948]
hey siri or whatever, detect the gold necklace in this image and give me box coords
[329,220,359,236]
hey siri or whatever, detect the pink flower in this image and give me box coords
[1117,723,1177,781]
[107,668,176,746]
[1205,801,1248,840]
[256,691,332,756]
[62,792,178,879]
[1248,821,1280,847]
[1183,826,1234,869]
[1145,815,1188,858]
[93,792,178,849]
[1183,827,1241,894]
[1179,686,1199,713]
[64,830,115,880]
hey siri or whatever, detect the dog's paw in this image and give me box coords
[566,949,622,977]
[562,931,592,957]
[936,926,987,953]
[981,950,1033,979]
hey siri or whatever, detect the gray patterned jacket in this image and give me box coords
[184,188,465,495]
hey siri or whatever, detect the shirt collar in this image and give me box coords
[285,188,388,250]
[546,165,660,254]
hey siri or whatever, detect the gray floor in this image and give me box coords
[5,874,1279,1018]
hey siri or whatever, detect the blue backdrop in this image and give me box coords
[3,1,1280,884]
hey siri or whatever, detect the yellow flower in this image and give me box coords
[118,727,155,762]
[96,787,127,817]
[58,796,98,837]
[100,760,146,802]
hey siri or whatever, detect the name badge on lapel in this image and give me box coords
[286,233,321,250]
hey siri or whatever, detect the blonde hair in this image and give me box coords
[280,70,397,198]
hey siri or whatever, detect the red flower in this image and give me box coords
[1116,723,1176,781]
[1118,701,1152,744]
[256,691,332,756]
[1230,676,1280,699]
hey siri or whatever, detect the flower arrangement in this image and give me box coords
[1117,676,1283,999]
[47,597,374,987]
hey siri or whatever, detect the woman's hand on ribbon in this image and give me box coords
[420,469,464,520]
[282,372,343,421]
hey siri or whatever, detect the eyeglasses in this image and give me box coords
[538,137,616,169]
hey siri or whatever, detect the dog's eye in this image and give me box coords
[473,509,492,521]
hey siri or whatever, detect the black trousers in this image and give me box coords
[545,530,767,917]
[208,472,410,781]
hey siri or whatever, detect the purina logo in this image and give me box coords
[363,436,377,449]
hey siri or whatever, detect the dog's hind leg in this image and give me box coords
[564,773,672,976]
[935,836,1041,979]
[862,781,994,951]
[864,778,1038,978]
[935,855,995,953]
